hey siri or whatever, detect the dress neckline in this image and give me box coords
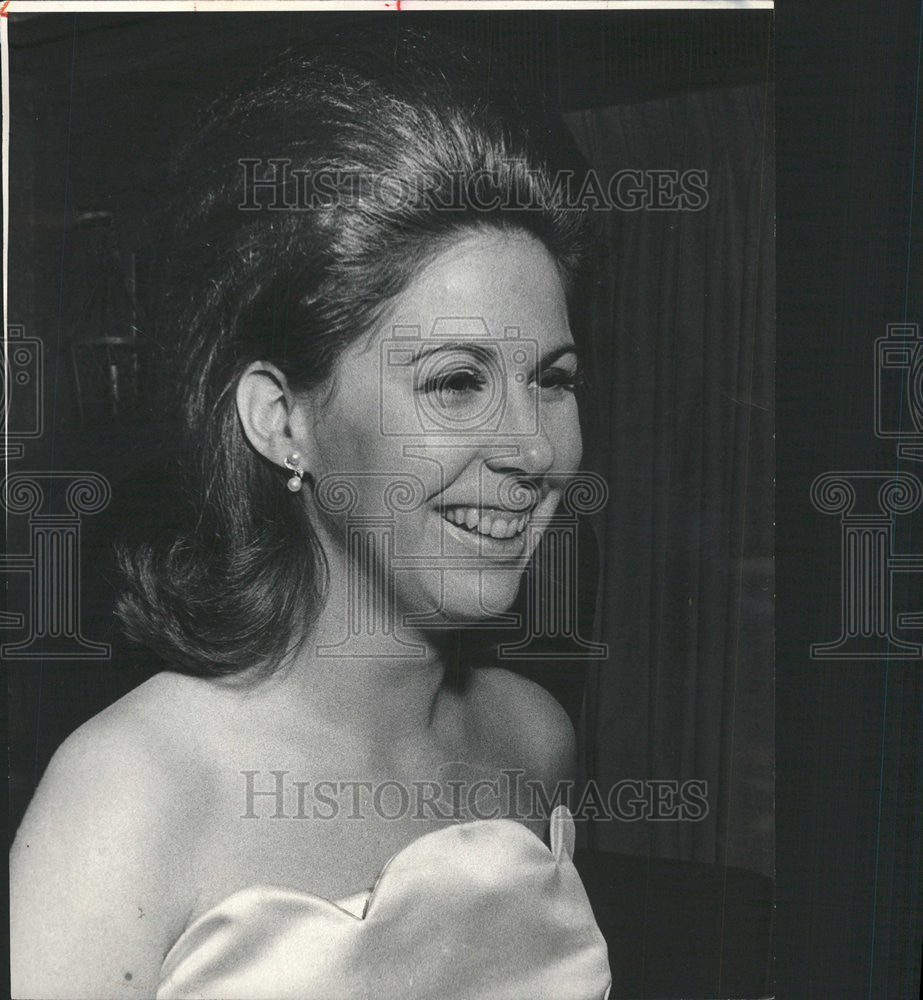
[164,806,576,967]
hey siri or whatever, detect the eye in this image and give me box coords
[419,367,488,406]
[537,365,585,395]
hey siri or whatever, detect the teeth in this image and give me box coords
[441,506,529,538]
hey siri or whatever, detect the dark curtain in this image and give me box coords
[565,83,774,876]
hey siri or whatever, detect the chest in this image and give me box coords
[184,731,544,924]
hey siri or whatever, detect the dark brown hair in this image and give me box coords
[116,25,594,678]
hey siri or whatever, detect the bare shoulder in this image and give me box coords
[468,667,577,787]
[21,671,216,818]
[13,671,217,875]
[10,672,213,999]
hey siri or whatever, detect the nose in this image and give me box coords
[482,386,555,476]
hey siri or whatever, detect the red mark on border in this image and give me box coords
[0,3,10,19]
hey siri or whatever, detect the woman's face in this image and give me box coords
[301,230,583,625]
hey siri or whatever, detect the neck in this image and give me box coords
[255,564,464,742]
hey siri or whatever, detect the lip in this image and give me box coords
[437,494,544,522]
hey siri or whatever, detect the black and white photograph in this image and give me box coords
[7,1,911,997]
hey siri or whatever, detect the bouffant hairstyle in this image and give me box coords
[116,25,594,678]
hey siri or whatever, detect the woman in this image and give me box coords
[11,26,611,999]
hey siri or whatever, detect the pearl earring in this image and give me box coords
[284,452,304,492]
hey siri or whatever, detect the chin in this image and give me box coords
[398,567,525,627]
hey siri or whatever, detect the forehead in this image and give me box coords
[371,230,572,346]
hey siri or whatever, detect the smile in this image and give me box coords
[440,506,530,539]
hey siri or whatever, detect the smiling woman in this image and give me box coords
[267,230,583,627]
[113,27,594,681]
[10,23,611,1000]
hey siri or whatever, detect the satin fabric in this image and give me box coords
[157,805,611,999]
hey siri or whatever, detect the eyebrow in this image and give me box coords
[540,344,580,367]
[396,341,579,367]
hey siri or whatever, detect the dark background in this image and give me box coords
[4,12,775,995]
[3,4,921,999]
[776,4,923,999]
[5,5,775,863]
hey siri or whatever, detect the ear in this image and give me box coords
[236,361,313,469]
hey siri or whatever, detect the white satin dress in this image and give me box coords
[156,805,612,999]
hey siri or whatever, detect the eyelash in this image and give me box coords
[424,368,487,396]
[541,366,586,393]
[419,365,584,398]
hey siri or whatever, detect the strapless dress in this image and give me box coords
[157,805,611,999]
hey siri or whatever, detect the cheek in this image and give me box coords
[410,444,473,491]
[550,399,584,470]
[314,426,457,520]
[315,403,390,472]
[312,429,401,520]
